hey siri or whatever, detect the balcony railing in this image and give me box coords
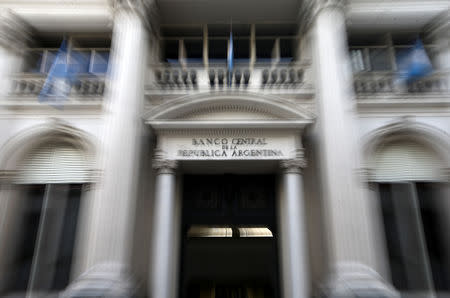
[149,62,313,93]
[354,71,449,95]
[7,73,106,102]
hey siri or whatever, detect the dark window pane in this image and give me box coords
[395,47,413,70]
[369,48,391,71]
[416,183,450,291]
[280,38,295,60]
[163,40,179,62]
[91,50,110,73]
[185,39,203,63]
[209,39,227,60]
[25,51,44,73]
[7,185,45,292]
[44,51,61,73]
[256,39,275,61]
[70,51,91,74]
[234,38,249,59]
[51,184,82,290]
[350,48,366,73]
[378,183,431,291]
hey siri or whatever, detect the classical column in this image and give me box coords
[0,9,32,99]
[300,1,399,297]
[61,1,155,297]
[278,151,309,298]
[149,152,179,298]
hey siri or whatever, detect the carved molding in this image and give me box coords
[109,0,160,37]
[152,149,178,174]
[280,149,307,174]
[0,9,33,53]
[298,0,347,34]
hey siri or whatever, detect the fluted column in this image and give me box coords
[300,1,398,297]
[278,151,309,298]
[61,1,155,297]
[0,9,32,99]
[149,152,179,298]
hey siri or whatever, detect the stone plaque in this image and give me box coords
[160,132,298,160]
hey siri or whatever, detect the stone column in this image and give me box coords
[0,9,32,99]
[300,1,399,297]
[61,1,156,297]
[149,152,179,298]
[278,151,309,298]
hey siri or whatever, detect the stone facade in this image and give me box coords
[0,1,448,298]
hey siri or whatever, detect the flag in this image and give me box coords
[227,31,234,86]
[39,39,79,108]
[396,39,433,83]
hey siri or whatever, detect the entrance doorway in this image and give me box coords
[179,175,279,298]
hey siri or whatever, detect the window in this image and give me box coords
[3,141,92,295]
[23,37,110,74]
[7,184,82,293]
[378,183,449,293]
[372,140,449,296]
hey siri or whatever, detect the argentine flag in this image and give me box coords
[397,39,433,83]
[39,39,79,108]
[227,31,234,86]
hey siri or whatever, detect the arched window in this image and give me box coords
[371,139,449,295]
[5,140,92,295]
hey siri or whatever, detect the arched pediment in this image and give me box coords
[145,93,315,129]
[362,118,450,171]
[0,118,97,172]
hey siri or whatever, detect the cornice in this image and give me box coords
[0,9,33,53]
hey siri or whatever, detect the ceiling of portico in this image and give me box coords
[2,0,448,33]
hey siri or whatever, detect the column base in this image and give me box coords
[318,263,400,298]
[60,263,137,298]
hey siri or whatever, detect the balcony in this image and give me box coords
[354,71,449,95]
[147,62,314,96]
[5,73,105,107]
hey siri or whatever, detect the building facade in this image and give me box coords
[0,0,449,297]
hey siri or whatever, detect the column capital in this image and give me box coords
[280,149,307,174]
[153,150,178,175]
[109,0,159,36]
[0,9,33,53]
[426,9,450,40]
[298,0,348,33]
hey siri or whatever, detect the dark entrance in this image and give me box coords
[180,175,279,298]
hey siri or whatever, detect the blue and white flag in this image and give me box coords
[39,39,78,108]
[227,31,234,86]
[397,39,433,83]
